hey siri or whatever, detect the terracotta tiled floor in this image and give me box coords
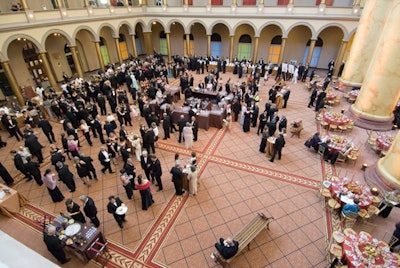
[0,69,399,267]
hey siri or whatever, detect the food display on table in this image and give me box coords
[376,135,394,151]
[323,111,350,126]
[330,177,374,209]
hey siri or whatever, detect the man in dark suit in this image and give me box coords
[98,146,114,174]
[162,113,171,140]
[11,150,31,181]
[38,117,55,143]
[43,226,70,264]
[140,150,152,181]
[79,195,100,227]
[177,115,187,143]
[211,237,239,260]
[269,133,286,162]
[190,116,198,141]
[119,124,128,140]
[257,110,268,135]
[5,115,23,141]
[150,154,163,192]
[24,156,43,186]
[107,195,126,228]
[24,132,44,163]
[93,115,105,144]
[170,163,184,195]
[143,127,155,154]
[56,162,76,192]
[97,93,107,115]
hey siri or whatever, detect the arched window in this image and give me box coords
[302,37,323,67]
[159,31,167,55]
[99,37,110,65]
[64,44,76,75]
[183,34,194,56]
[268,35,282,64]
[22,41,45,87]
[210,33,222,58]
[135,35,143,55]
[119,34,128,60]
[237,34,252,61]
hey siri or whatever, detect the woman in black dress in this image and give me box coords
[243,107,251,132]
[42,169,64,202]
[120,172,134,200]
[0,162,14,186]
[65,198,86,223]
[73,157,91,186]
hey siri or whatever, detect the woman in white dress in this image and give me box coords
[182,122,193,149]
[131,134,142,161]
[188,165,198,197]
[239,103,247,125]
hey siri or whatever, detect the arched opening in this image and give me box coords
[210,33,222,58]
[302,37,323,67]
[100,37,110,65]
[238,34,252,61]
[64,44,76,75]
[159,31,167,55]
[268,35,282,64]
[119,34,129,60]
[23,41,46,87]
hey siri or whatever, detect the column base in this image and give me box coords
[348,106,394,131]
[338,78,361,91]
[365,164,400,192]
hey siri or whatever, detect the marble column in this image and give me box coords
[94,41,105,71]
[69,46,84,78]
[1,61,25,106]
[114,38,123,64]
[229,36,234,62]
[259,0,264,4]
[333,40,348,77]
[166,32,172,62]
[185,34,190,56]
[141,0,148,5]
[277,38,286,65]
[142,32,153,56]
[207,34,211,57]
[39,52,59,92]
[340,0,392,88]
[253,37,259,63]
[20,0,29,9]
[56,0,62,8]
[305,39,316,65]
[83,0,89,7]
[130,34,137,58]
[349,0,400,130]
[366,131,400,191]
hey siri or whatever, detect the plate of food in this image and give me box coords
[116,204,128,215]
[65,237,74,245]
[64,223,81,237]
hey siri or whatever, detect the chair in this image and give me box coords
[338,124,347,132]
[329,124,338,132]
[320,121,329,129]
[389,235,399,248]
[341,211,358,229]
[88,238,111,267]
[347,151,359,165]
[336,152,347,163]
[290,120,303,138]
[328,198,341,214]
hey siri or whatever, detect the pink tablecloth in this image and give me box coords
[343,232,398,268]
[376,135,394,151]
[323,112,350,126]
[330,177,374,209]
[348,90,359,99]
[326,93,337,101]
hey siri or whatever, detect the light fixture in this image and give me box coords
[87,6,93,15]
[206,4,211,12]
[162,4,167,11]
[25,9,35,22]
[287,4,293,13]
[127,6,132,12]
[60,8,68,18]
[318,4,326,14]
[183,5,188,12]
[231,4,236,12]
[352,5,360,15]
[257,4,264,12]
[109,6,115,14]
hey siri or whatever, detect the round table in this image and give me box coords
[322,135,353,152]
[343,232,398,268]
[266,137,276,158]
[330,177,374,209]
[348,90,359,100]
[376,135,394,151]
[326,92,337,101]
[323,112,350,126]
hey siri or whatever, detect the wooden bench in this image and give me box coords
[213,213,274,267]
[290,120,304,138]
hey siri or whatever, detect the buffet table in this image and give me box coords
[266,137,276,158]
[191,89,219,100]
[330,177,374,209]
[323,135,354,152]
[170,86,181,102]
[0,184,28,217]
[51,217,106,262]
[323,111,350,126]
[343,231,398,268]
[376,135,394,151]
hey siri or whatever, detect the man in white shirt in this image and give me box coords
[98,146,114,174]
